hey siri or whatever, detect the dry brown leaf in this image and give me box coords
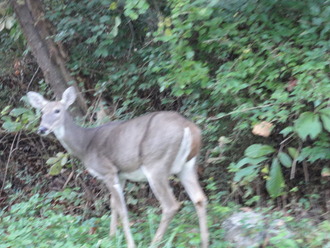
[252,121,273,137]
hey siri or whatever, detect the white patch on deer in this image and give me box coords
[180,157,197,181]
[120,168,147,182]
[87,168,105,180]
[54,125,66,140]
[171,127,192,175]
[113,183,126,206]
[54,126,74,154]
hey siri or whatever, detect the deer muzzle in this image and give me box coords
[38,126,49,135]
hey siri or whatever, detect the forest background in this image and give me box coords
[0,0,330,247]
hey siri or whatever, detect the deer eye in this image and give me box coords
[54,109,61,114]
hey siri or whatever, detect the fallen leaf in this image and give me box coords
[252,121,274,137]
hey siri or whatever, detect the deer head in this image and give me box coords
[27,87,77,136]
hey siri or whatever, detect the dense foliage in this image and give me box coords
[1,0,330,245]
[0,191,230,247]
[1,191,329,247]
[23,0,330,200]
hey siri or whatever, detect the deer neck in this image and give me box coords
[53,112,93,159]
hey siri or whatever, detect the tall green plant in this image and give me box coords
[150,0,330,200]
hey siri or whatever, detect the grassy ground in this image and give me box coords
[0,191,329,248]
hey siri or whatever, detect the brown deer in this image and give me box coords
[27,87,209,248]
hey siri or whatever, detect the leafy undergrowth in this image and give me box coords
[0,191,329,248]
[0,191,227,248]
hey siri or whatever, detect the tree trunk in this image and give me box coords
[11,0,87,117]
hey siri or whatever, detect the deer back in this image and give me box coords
[85,111,201,175]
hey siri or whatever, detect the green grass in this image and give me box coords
[0,191,229,248]
[0,191,329,247]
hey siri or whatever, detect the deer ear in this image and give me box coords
[27,92,48,109]
[61,86,77,109]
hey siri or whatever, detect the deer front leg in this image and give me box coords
[104,173,135,248]
[110,178,126,236]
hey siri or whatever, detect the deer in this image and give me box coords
[27,86,209,248]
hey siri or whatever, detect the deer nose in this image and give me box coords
[38,126,48,135]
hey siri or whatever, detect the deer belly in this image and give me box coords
[87,168,105,180]
[120,168,147,182]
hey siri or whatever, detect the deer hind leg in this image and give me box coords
[109,195,118,236]
[104,174,135,248]
[142,166,180,247]
[178,157,209,248]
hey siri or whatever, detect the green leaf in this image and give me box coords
[110,16,121,37]
[186,51,195,59]
[1,105,11,115]
[100,16,110,23]
[49,162,62,176]
[232,156,268,170]
[46,157,60,165]
[294,112,322,140]
[278,152,292,168]
[288,147,299,160]
[321,167,330,177]
[164,28,172,36]
[2,120,22,132]
[124,9,139,20]
[233,165,258,182]
[319,107,330,116]
[10,108,30,117]
[109,2,117,10]
[298,146,330,163]
[280,126,293,137]
[94,47,109,58]
[319,108,330,132]
[61,156,68,166]
[244,144,275,158]
[266,158,285,198]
